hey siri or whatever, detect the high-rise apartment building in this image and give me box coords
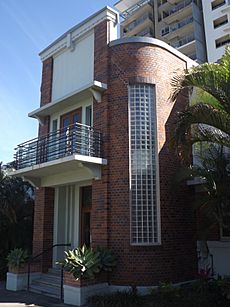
[202,0,230,62]
[115,0,207,62]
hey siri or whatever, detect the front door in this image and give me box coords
[60,108,82,156]
[80,186,92,247]
[53,185,79,266]
[53,184,92,266]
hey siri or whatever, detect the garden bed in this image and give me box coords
[88,278,230,307]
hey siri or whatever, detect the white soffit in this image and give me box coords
[114,0,141,12]
[9,155,107,187]
[28,81,107,124]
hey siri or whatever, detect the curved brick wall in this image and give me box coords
[106,41,197,286]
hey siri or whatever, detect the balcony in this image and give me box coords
[171,34,195,48]
[115,0,153,18]
[160,0,192,24]
[123,11,153,36]
[11,123,106,187]
[161,16,193,40]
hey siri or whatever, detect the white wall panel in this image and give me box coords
[52,32,94,101]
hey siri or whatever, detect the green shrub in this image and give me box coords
[88,291,146,307]
[149,283,183,307]
[58,245,117,280]
[217,277,230,300]
[96,246,117,272]
[59,245,101,280]
[88,280,230,307]
[7,248,29,269]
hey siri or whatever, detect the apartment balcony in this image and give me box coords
[161,0,192,24]
[171,34,196,57]
[115,0,153,19]
[161,16,194,40]
[10,123,107,187]
[123,13,154,37]
[171,34,194,48]
[136,27,154,37]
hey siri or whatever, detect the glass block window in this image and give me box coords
[129,84,160,245]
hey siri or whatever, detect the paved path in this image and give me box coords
[0,282,79,307]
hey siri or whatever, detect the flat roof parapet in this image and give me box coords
[39,6,119,61]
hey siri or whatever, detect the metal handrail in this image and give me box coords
[27,243,71,301]
[14,122,102,170]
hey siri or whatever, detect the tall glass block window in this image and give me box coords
[129,84,160,245]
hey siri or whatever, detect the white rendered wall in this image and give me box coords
[208,241,230,276]
[52,32,94,102]
[202,0,230,62]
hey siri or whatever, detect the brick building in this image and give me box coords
[7,6,197,306]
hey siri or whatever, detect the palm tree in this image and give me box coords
[171,46,230,158]
[171,47,230,274]
[176,146,230,238]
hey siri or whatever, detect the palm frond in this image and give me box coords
[172,103,230,154]
[171,54,230,113]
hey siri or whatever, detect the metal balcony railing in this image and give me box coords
[125,12,153,32]
[162,0,192,19]
[121,0,153,18]
[161,15,193,36]
[14,123,102,170]
[171,34,195,48]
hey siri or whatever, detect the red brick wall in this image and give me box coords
[103,43,197,286]
[40,57,53,107]
[38,57,53,137]
[32,56,55,272]
[91,21,110,248]
[32,187,55,272]
[31,21,197,285]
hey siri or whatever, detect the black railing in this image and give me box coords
[161,0,192,19]
[27,243,71,301]
[15,123,102,170]
[171,34,195,48]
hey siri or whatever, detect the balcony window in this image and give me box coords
[211,0,226,10]
[215,34,230,48]
[213,15,228,28]
[129,84,160,245]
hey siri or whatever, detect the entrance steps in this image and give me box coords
[29,268,62,299]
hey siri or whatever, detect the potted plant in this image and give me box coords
[7,248,29,273]
[58,245,116,305]
[59,244,117,280]
[6,248,29,291]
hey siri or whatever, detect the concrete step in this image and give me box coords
[29,269,62,299]
[41,273,61,284]
[48,267,62,276]
[30,283,61,299]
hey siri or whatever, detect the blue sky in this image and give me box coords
[0,0,116,163]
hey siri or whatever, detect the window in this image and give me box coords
[80,186,92,246]
[129,84,160,245]
[221,226,230,239]
[85,105,92,126]
[213,15,228,28]
[215,34,230,48]
[211,0,226,10]
[48,119,58,161]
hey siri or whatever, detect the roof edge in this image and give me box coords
[39,6,119,59]
[109,36,197,67]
